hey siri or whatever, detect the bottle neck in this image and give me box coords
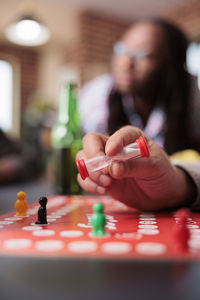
[67,83,82,145]
[57,84,73,124]
[51,83,75,148]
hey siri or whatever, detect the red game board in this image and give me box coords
[0,195,200,260]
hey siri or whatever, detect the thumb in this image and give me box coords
[108,158,147,179]
[105,126,146,156]
[109,141,168,180]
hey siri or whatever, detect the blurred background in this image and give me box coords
[0,0,200,210]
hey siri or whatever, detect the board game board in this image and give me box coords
[0,195,200,260]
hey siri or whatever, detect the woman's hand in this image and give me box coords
[76,126,195,210]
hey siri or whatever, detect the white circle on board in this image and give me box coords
[105,215,114,220]
[139,214,155,218]
[62,209,71,213]
[190,236,200,242]
[102,242,131,255]
[77,223,91,228]
[0,221,13,225]
[27,209,37,214]
[58,212,67,216]
[106,222,116,225]
[115,232,142,240]
[5,217,23,221]
[32,230,55,237]
[190,229,200,235]
[88,232,110,238]
[137,229,159,235]
[135,242,166,255]
[22,226,42,231]
[61,207,70,211]
[139,217,156,221]
[47,218,57,222]
[35,240,64,252]
[3,239,32,250]
[189,239,200,248]
[49,215,62,218]
[68,241,97,253]
[62,210,70,213]
[30,222,49,226]
[189,221,197,224]
[139,221,157,225]
[190,227,200,232]
[106,227,116,231]
[60,230,83,238]
[138,225,158,229]
[187,225,199,229]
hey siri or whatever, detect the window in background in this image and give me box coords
[0,56,20,137]
[187,43,200,89]
[0,60,13,131]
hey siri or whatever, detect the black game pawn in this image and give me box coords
[35,196,48,224]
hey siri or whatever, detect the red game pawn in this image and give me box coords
[173,208,190,253]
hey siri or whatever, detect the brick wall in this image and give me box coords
[65,11,131,84]
[167,0,200,40]
[0,43,39,109]
[65,3,200,86]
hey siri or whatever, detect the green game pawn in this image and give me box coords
[91,202,106,237]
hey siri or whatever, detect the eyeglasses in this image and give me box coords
[113,42,153,60]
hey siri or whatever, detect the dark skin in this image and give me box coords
[0,157,22,183]
[76,126,196,211]
[112,22,167,127]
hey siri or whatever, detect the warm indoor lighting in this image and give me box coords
[5,15,50,46]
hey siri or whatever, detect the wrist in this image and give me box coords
[174,166,197,207]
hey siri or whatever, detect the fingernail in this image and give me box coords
[99,174,112,187]
[96,186,106,194]
[105,142,114,155]
[110,161,125,178]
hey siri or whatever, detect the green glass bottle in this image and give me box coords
[51,82,82,195]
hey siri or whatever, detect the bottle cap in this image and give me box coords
[136,136,149,157]
[76,159,89,180]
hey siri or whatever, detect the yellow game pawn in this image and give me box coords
[15,191,28,217]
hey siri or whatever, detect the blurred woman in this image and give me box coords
[79,18,200,155]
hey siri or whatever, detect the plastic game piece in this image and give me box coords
[173,208,190,252]
[91,202,106,237]
[35,196,48,225]
[76,136,149,180]
[15,191,28,217]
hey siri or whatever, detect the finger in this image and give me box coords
[76,149,87,160]
[82,132,109,158]
[105,177,145,208]
[77,162,112,187]
[109,142,166,180]
[105,126,146,156]
[76,134,111,183]
[109,160,145,179]
[83,167,112,187]
[77,174,109,195]
[76,152,110,183]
